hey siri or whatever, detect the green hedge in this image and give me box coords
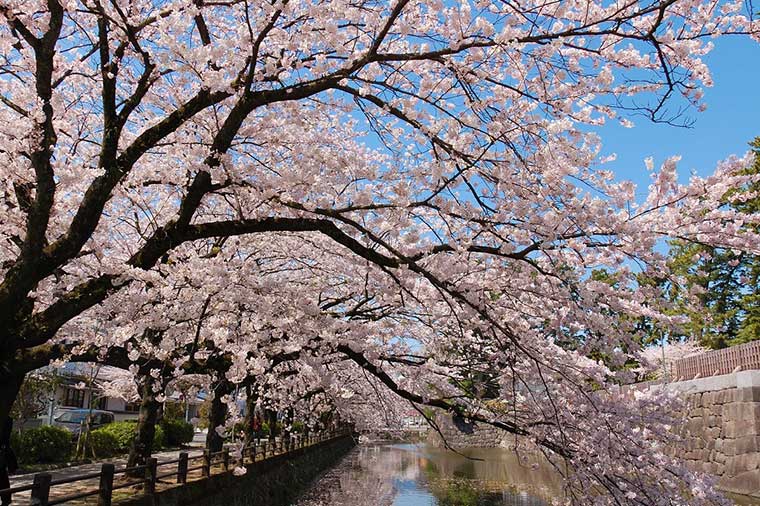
[91,421,164,453]
[12,426,73,464]
[87,430,120,458]
[160,418,194,446]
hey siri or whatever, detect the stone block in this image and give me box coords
[723,439,737,456]
[735,435,760,454]
[717,389,733,405]
[704,415,720,428]
[722,403,740,419]
[727,454,760,475]
[686,417,705,433]
[732,419,760,438]
[720,469,760,496]
[737,387,760,403]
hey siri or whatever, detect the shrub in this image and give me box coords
[94,421,164,452]
[261,421,284,437]
[15,426,73,463]
[87,429,120,458]
[160,418,194,446]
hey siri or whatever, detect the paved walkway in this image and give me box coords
[8,444,206,505]
[6,434,287,505]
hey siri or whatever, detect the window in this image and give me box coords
[96,396,108,410]
[62,387,85,408]
[124,402,141,413]
[56,411,86,423]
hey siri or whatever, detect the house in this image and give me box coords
[29,363,205,428]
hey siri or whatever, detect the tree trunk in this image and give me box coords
[243,383,258,442]
[205,379,232,453]
[126,376,161,476]
[0,372,25,429]
[266,408,278,442]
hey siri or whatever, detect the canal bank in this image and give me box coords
[115,434,355,506]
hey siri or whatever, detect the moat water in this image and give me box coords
[293,443,560,506]
[293,443,760,506]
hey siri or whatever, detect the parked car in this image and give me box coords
[53,409,115,436]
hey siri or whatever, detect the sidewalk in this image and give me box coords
[8,443,205,505]
[6,433,285,505]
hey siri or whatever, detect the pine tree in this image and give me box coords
[665,138,760,348]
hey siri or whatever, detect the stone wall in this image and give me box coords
[428,372,760,498]
[427,413,513,449]
[117,434,356,506]
[665,370,760,497]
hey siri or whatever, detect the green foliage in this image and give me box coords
[93,421,164,452]
[261,421,284,437]
[87,429,120,458]
[13,426,73,464]
[163,401,186,421]
[196,398,211,429]
[11,372,61,425]
[160,418,194,446]
[656,138,760,349]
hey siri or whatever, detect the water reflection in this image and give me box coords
[294,444,557,506]
[293,443,760,506]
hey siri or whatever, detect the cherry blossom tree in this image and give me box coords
[1,0,759,504]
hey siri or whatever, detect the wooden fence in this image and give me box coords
[671,340,760,380]
[0,429,349,506]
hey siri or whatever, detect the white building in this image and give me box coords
[26,363,204,428]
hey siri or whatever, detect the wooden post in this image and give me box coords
[222,448,230,471]
[145,457,158,495]
[202,450,211,477]
[251,440,256,462]
[261,441,267,459]
[177,452,188,484]
[31,473,51,506]
[98,463,115,506]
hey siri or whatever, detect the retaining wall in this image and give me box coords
[427,413,510,449]
[428,372,760,498]
[117,435,356,506]
[664,370,760,497]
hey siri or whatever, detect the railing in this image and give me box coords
[0,429,349,506]
[671,340,760,380]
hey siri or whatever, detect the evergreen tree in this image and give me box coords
[665,138,760,348]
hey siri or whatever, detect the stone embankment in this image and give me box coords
[119,434,355,506]
[426,413,511,449]
[427,371,760,499]
[670,371,760,497]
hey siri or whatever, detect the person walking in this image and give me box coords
[0,418,18,506]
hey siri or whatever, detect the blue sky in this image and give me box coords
[595,36,760,196]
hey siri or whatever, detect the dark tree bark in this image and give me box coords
[127,375,161,476]
[266,408,278,442]
[0,373,25,429]
[205,378,233,453]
